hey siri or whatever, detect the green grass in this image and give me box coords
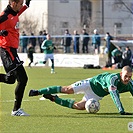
[0,67,133,133]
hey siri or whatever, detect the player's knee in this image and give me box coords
[5,75,16,84]
[61,86,74,94]
[73,103,85,110]
[66,90,74,94]
[18,75,28,86]
[22,75,28,85]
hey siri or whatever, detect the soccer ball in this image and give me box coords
[85,99,100,113]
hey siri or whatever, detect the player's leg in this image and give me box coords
[42,91,85,110]
[44,95,86,110]
[29,86,62,96]
[13,65,28,111]
[0,47,17,84]
[43,89,100,110]
[29,85,75,96]
[50,54,55,73]
[86,44,88,53]
[0,73,16,84]
[43,94,75,109]
[29,80,90,110]
[50,59,55,73]
[9,48,28,111]
[29,79,92,110]
[0,47,29,115]
[73,100,86,110]
[11,64,29,116]
[29,78,90,96]
[82,44,85,53]
[35,54,47,65]
[28,55,33,67]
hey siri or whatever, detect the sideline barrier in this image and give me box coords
[0,53,100,67]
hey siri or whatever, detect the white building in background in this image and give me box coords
[0,0,132,36]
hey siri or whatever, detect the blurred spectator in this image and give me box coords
[104,32,113,54]
[73,30,80,54]
[29,33,36,52]
[61,29,72,53]
[111,47,122,66]
[43,30,47,38]
[20,31,28,53]
[92,29,101,54]
[38,31,44,53]
[27,44,34,68]
[81,29,89,53]
[104,32,114,66]
[122,46,132,67]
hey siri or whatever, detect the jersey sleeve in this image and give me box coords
[107,74,125,113]
[109,89,124,113]
[129,80,133,96]
[41,40,47,50]
[18,5,28,16]
[0,12,8,25]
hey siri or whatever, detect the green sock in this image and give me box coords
[51,63,54,70]
[39,61,44,64]
[38,86,61,94]
[54,97,75,109]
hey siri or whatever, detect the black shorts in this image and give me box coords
[0,47,23,73]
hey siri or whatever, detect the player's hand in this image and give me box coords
[0,30,8,36]
[120,112,133,115]
[48,46,54,50]
[46,47,50,50]
[25,0,31,7]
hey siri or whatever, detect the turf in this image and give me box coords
[0,67,133,133]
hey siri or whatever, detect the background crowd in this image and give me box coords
[19,29,104,54]
[19,29,132,68]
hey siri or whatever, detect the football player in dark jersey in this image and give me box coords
[0,0,31,116]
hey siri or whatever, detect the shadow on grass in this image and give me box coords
[32,112,133,119]
[72,112,133,119]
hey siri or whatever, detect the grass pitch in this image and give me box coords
[0,67,133,133]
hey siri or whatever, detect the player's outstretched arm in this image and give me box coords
[18,0,32,16]
[109,86,125,114]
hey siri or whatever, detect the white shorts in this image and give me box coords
[71,78,103,101]
[44,54,54,61]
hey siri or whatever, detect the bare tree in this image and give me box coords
[113,0,133,14]
[19,15,38,35]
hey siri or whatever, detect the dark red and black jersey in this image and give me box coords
[0,5,28,49]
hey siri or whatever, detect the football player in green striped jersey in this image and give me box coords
[29,65,133,115]
[35,34,56,73]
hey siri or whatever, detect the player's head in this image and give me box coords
[120,66,132,84]
[94,29,97,34]
[82,29,86,33]
[46,34,51,40]
[74,30,77,35]
[9,0,23,13]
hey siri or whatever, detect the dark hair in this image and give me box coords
[9,0,20,4]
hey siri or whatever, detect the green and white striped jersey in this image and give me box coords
[89,72,133,113]
[41,40,54,54]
